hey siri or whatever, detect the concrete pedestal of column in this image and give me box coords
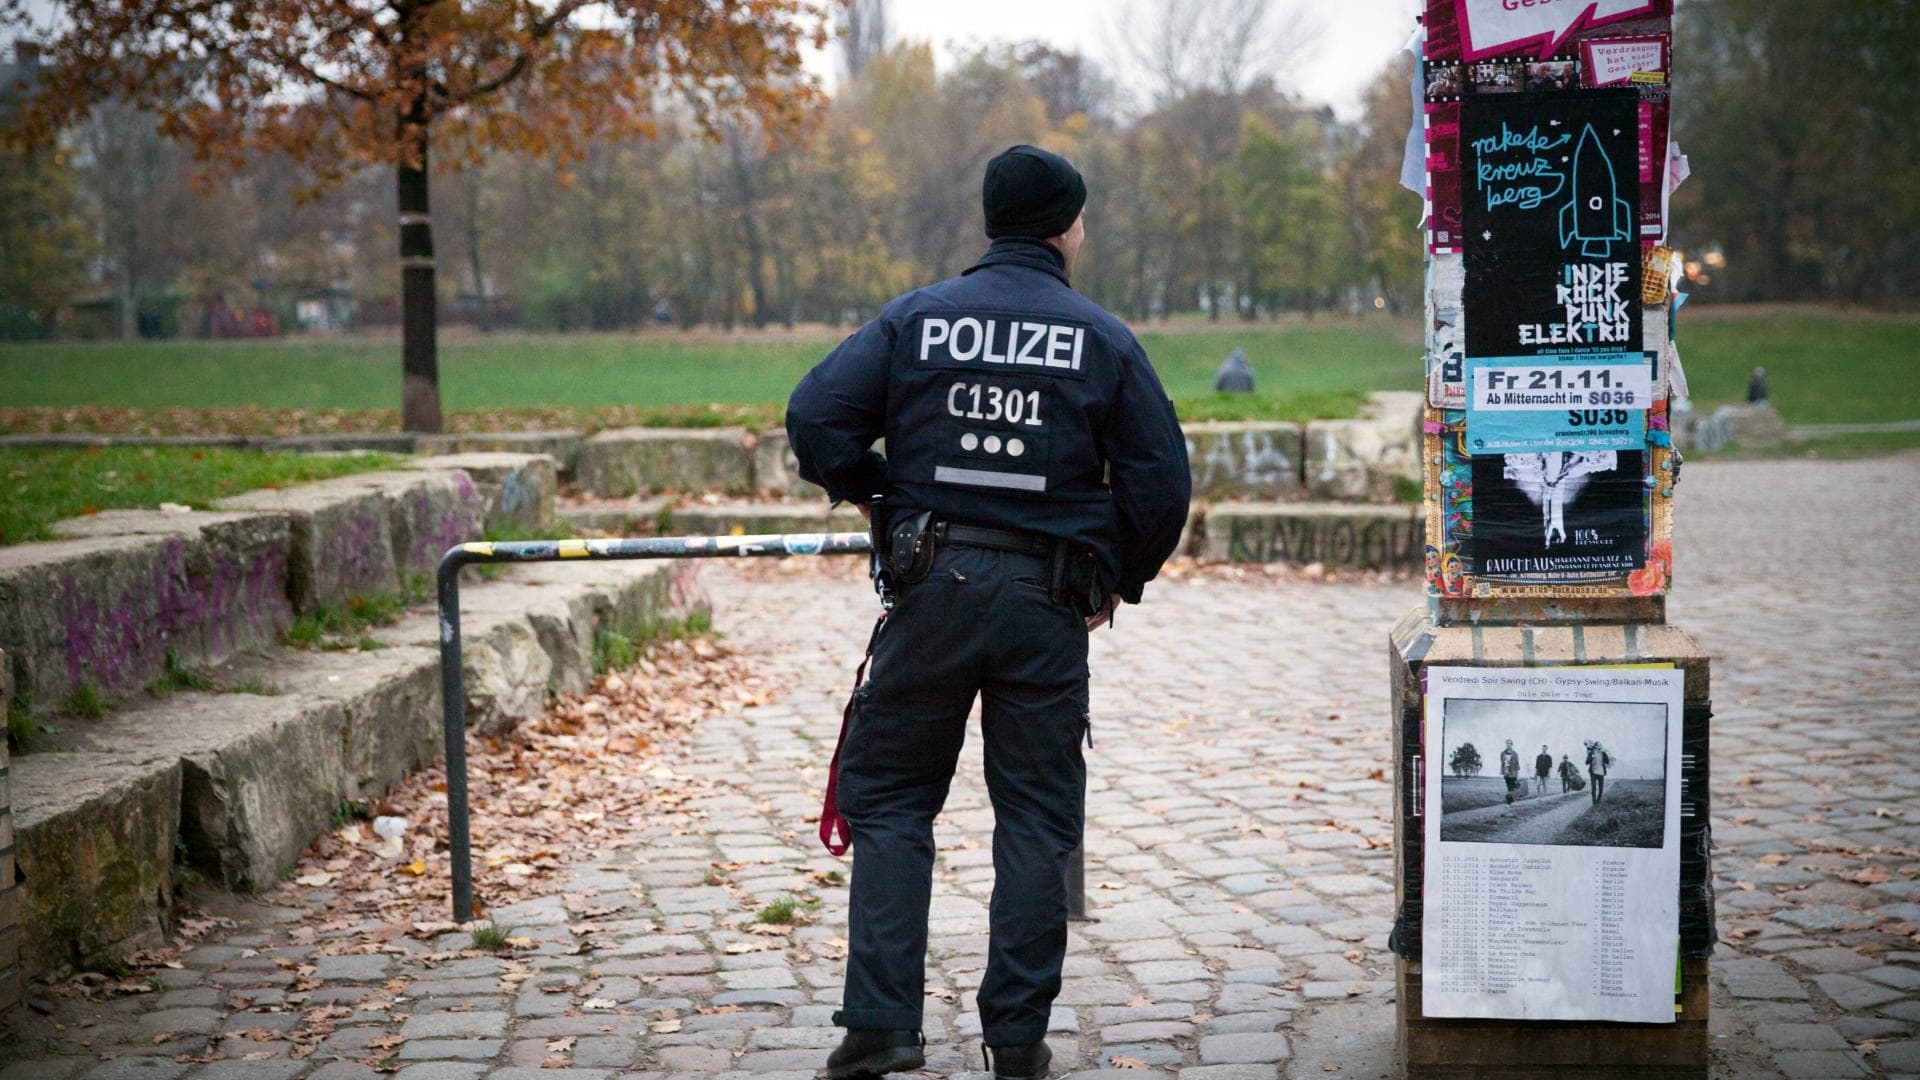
[1386,609,1714,1079]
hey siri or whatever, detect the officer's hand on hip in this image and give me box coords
[1085,594,1122,631]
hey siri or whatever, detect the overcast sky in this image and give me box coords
[835,0,1422,119]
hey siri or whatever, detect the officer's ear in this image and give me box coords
[1050,213,1087,272]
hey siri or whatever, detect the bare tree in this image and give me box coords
[726,124,774,326]
[1108,0,1321,106]
[840,0,890,80]
[1016,43,1117,126]
[79,102,179,339]
[462,172,490,332]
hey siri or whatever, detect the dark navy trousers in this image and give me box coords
[832,544,1089,1047]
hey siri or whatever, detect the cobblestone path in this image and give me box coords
[4,453,1917,1080]
[1673,454,1920,1080]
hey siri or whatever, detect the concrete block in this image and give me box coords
[451,609,554,736]
[381,559,695,735]
[219,469,486,603]
[1714,401,1789,448]
[356,470,488,581]
[217,479,399,612]
[0,432,251,450]
[1303,392,1421,502]
[577,427,754,497]
[658,501,864,538]
[751,429,820,497]
[185,722,341,889]
[34,687,353,891]
[439,576,631,701]
[264,433,420,455]
[1201,503,1422,571]
[1184,422,1304,499]
[556,496,673,537]
[176,701,349,890]
[1668,404,1718,452]
[1178,502,1208,558]
[1,510,294,708]
[404,453,556,534]
[17,560,690,900]
[382,601,557,737]
[218,645,443,802]
[525,559,693,652]
[415,430,584,478]
[13,751,180,978]
[534,560,698,661]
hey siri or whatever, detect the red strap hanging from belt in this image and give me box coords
[819,613,886,856]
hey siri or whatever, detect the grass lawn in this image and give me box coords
[0,317,1420,429]
[1439,775,1524,814]
[1555,779,1664,848]
[1,306,1911,446]
[0,446,399,545]
[1677,307,1920,425]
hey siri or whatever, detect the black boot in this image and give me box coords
[825,1028,925,1078]
[986,1041,1052,1080]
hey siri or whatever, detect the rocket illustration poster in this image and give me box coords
[1461,91,1642,358]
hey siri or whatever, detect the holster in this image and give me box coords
[886,510,938,587]
[1050,544,1105,618]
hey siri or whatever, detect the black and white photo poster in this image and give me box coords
[1422,665,1683,1023]
[1468,450,1647,577]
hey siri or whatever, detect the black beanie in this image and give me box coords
[982,144,1086,240]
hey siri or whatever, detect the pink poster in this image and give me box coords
[1426,0,1673,62]
[1581,36,1669,87]
[1426,101,1464,253]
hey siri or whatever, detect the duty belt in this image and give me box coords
[936,521,1055,558]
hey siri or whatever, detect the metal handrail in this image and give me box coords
[435,531,1086,924]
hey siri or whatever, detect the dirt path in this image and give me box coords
[1444,789,1595,844]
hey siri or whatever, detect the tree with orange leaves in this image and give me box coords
[1,0,826,431]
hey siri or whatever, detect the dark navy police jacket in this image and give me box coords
[786,238,1191,604]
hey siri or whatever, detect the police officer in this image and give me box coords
[787,145,1191,1080]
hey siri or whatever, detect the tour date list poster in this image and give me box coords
[1422,665,1683,1024]
[1461,90,1642,358]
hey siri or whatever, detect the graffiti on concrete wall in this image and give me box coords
[1188,427,1302,496]
[1225,513,1423,570]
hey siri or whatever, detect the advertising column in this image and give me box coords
[1391,1,1711,1075]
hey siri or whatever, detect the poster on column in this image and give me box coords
[1422,665,1682,1023]
[1580,36,1672,240]
[1467,450,1646,577]
[1461,90,1642,358]
[1424,0,1673,63]
[1465,352,1654,453]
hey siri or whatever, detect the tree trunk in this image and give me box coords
[727,135,772,326]
[118,265,138,340]
[464,171,489,333]
[774,247,796,327]
[1131,219,1149,320]
[398,132,442,433]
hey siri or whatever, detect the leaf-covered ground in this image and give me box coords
[33,631,767,1068]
